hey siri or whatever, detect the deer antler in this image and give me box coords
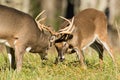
[36,13,74,37]
[35,10,47,30]
[35,10,46,21]
[59,16,71,24]
[59,17,75,34]
[42,25,59,36]
[35,10,58,35]
[37,17,46,23]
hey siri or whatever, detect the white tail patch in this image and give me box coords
[0,39,11,47]
[26,47,32,52]
[8,53,12,65]
[5,42,11,47]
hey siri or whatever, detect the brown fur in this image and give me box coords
[55,8,115,68]
[0,5,51,71]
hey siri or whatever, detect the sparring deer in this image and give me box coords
[0,5,73,72]
[53,8,115,69]
[0,5,58,72]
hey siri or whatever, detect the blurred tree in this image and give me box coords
[22,0,30,13]
[40,0,56,29]
[80,0,108,11]
[65,0,74,18]
[74,0,80,14]
[30,0,77,30]
[30,0,40,18]
[109,0,120,24]
[39,0,67,30]
[109,0,120,48]
[0,0,30,13]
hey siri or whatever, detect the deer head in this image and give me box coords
[35,13,75,47]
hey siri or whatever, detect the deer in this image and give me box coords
[0,4,75,72]
[0,5,52,72]
[52,8,115,69]
[0,5,69,72]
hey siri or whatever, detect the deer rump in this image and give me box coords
[54,8,114,68]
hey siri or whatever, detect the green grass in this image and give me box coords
[0,49,120,80]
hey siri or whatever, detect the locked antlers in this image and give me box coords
[35,11,75,40]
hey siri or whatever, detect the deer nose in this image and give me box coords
[59,57,65,62]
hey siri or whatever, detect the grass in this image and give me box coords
[0,48,120,80]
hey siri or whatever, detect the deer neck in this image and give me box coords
[32,30,51,53]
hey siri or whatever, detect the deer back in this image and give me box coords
[0,5,51,53]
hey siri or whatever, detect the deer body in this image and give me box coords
[0,5,50,71]
[55,8,114,68]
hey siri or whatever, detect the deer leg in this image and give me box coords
[15,45,25,72]
[102,42,114,62]
[74,47,87,69]
[54,46,62,64]
[90,41,104,68]
[6,46,16,69]
[97,38,115,63]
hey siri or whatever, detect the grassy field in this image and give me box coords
[0,48,120,80]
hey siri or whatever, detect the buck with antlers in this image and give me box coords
[53,8,115,68]
[0,5,73,72]
[0,5,58,72]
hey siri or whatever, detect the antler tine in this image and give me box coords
[58,16,72,32]
[37,16,47,23]
[37,23,43,31]
[41,25,59,35]
[59,27,69,32]
[59,17,74,34]
[35,10,46,31]
[35,10,46,21]
[67,17,74,32]
[59,16,71,24]
[59,31,71,34]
